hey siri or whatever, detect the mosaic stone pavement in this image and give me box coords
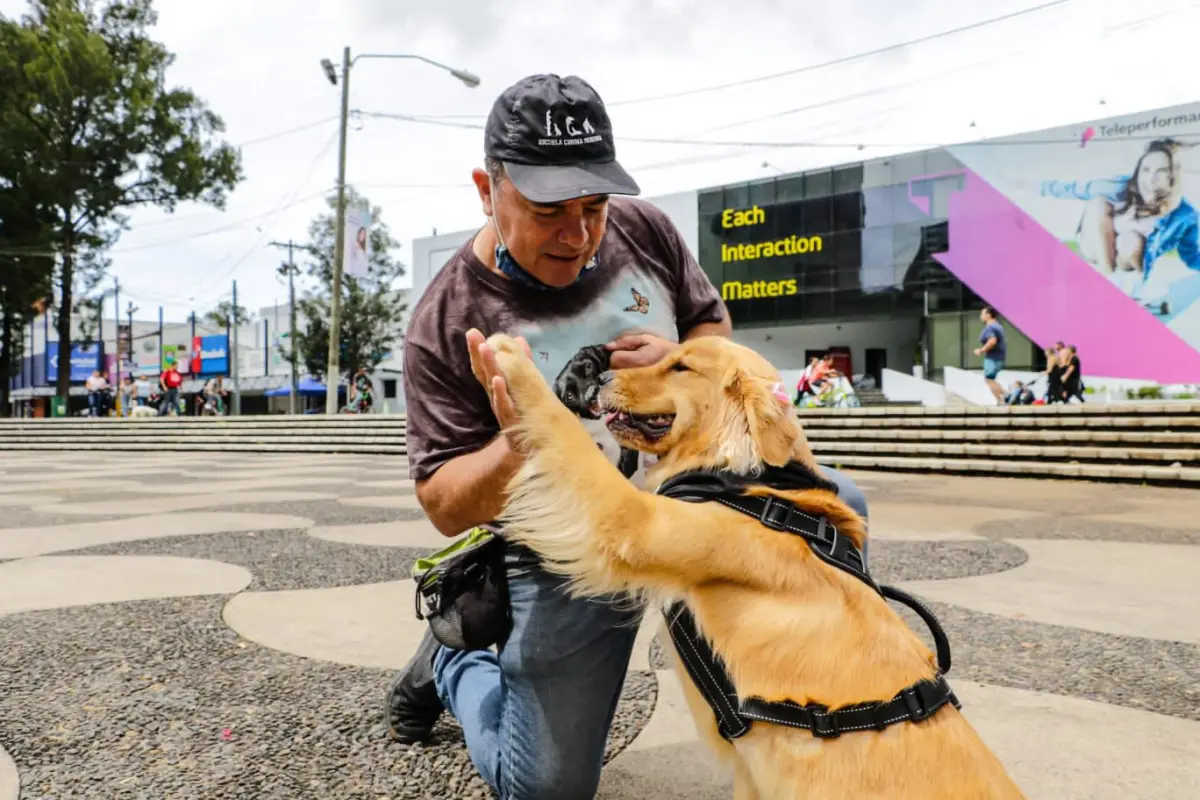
[0,452,1198,799]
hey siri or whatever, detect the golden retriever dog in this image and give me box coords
[478,331,1025,800]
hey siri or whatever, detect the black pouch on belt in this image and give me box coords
[412,525,512,652]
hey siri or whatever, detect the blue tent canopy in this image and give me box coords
[264,377,345,397]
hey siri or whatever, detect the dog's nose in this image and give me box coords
[598,371,615,386]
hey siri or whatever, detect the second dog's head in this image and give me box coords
[553,344,610,420]
[597,336,815,475]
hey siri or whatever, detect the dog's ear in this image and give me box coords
[726,367,796,467]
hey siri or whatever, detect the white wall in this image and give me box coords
[882,368,948,405]
[731,318,920,376]
[410,228,475,311]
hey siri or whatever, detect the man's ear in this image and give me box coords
[726,368,796,467]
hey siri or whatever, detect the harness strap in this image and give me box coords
[880,585,953,674]
[656,470,874,592]
[739,675,961,739]
[664,602,752,740]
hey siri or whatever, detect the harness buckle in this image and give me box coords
[758,496,790,531]
[901,686,931,722]
[809,707,840,739]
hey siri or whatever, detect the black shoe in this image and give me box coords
[385,629,444,744]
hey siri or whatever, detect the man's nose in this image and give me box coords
[557,214,588,249]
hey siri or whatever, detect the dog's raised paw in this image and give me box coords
[485,333,527,361]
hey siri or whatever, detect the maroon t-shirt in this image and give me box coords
[403,196,726,485]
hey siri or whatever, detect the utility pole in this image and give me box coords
[232,280,241,416]
[158,306,164,378]
[315,47,478,414]
[113,277,120,387]
[325,45,352,415]
[269,240,302,415]
[126,301,138,382]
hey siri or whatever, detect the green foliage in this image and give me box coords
[286,187,408,382]
[203,300,253,329]
[0,0,244,397]
[1125,386,1164,400]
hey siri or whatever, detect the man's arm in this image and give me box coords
[975,335,997,356]
[684,318,732,340]
[415,434,524,537]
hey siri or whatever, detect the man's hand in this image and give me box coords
[605,333,678,370]
[466,328,531,429]
[973,347,984,356]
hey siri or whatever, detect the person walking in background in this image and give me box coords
[158,360,183,416]
[1061,345,1085,402]
[973,306,1007,404]
[1043,345,1064,403]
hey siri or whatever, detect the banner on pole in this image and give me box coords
[343,206,371,279]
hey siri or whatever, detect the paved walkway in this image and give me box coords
[0,453,1197,799]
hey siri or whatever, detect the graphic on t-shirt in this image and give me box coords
[551,344,641,478]
[623,287,650,315]
[512,273,679,487]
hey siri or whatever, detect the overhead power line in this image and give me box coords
[606,0,1073,107]
[377,1,1075,125]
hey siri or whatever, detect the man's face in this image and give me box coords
[474,167,609,288]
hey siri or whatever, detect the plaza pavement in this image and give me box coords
[0,451,1197,799]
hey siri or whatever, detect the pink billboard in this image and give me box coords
[938,103,1200,383]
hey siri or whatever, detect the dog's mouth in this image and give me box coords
[577,387,604,420]
[604,409,675,441]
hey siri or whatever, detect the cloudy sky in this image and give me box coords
[4,0,1199,325]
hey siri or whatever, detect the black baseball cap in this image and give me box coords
[484,74,640,204]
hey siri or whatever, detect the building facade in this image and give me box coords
[410,100,1200,387]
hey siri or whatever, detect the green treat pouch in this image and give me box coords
[413,526,511,652]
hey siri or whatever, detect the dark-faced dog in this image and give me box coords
[553,345,640,478]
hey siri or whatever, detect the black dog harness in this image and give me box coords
[655,462,961,741]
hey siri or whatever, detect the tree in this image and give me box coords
[0,0,243,400]
[203,299,253,329]
[287,187,407,383]
[0,99,56,416]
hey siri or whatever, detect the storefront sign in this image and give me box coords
[196,334,229,375]
[717,204,823,263]
[45,342,101,383]
[720,278,798,301]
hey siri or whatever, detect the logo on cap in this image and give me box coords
[539,109,602,148]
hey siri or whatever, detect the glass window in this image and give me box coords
[775,175,805,202]
[834,234,862,290]
[723,183,750,210]
[929,314,964,374]
[803,196,832,235]
[832,164,863,194]
[831,193,863,232]
[698,187,724,215]
[748,178,776,207]
[862,157,895,189]
[805,169,832,198]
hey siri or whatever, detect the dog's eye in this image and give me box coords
[669,362,690,373]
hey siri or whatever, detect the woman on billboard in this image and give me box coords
[1077,138,1200,311]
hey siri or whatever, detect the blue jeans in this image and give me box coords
[433,466,867,800]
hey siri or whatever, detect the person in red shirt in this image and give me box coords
[158,360,183,416]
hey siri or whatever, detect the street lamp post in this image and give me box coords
[319,48,480,415]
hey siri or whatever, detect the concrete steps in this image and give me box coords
[3,404,1198,485]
